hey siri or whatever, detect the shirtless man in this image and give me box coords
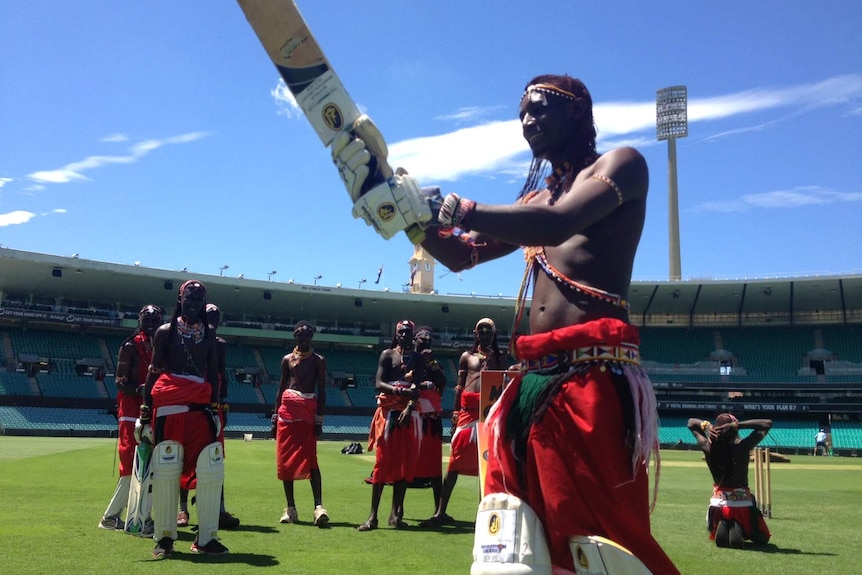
[273,321,329,527]
[421,317,507,528]
[333,74,679,573]
[177,303,240,530]
[99,304,161,534]
[408,326,447,516]
[358,320,422,531]
[138,280,227,557]
[688,414,772,548]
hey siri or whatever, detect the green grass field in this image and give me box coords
[1,437,860,574]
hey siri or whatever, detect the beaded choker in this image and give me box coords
[176,318,204,343]
[292,347,313,360]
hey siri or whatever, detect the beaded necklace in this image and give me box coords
[176,318,204,377]
[176,317,204,343]
[292,347,313,361]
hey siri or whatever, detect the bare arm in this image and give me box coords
[736,419,773,450]
[687,417,711,450]
[452,352,470,412]
[316,356,327,415]
[421,231,518,273]
[142,325,170,409]
[466,148,647,247]
[115,342,136,394]
[275,355,290,413]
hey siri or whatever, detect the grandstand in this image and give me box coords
[2,248,862,454]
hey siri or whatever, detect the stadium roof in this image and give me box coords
[2,248,861,331]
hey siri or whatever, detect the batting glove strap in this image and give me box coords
[438,193,477,231]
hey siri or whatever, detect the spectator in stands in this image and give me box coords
[178,303,240,530]
[138,279,228,556]
[408,326,447,517]
[273,320,329,527]
[688,413,772,548]
[358,320,422,531]
[814,428,828,456]
[99,304,161,533]
[421,317,508,528]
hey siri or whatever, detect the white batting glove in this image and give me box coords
[331,115,388,202]
[134,419,154,445]
[351,173,433,239]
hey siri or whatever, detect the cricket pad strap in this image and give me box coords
[194,441,225,546]
[470,493,552,575]
[569,535,653,575]
[151,440,183,541]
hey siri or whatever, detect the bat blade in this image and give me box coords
[237,0,361,147]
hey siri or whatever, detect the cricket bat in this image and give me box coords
[123,439,152,536]
[236,0,425,243]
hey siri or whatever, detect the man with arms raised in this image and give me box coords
[334,75,678,574]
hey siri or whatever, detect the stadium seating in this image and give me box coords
[0,371,37,396]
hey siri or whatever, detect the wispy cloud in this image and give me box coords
[101,133,129,143]
[0,208,67,228]
[27,132,209,185]
[691,186,862,213]
[0,210,37,226]
[271,79,301,119]
[0,177,12,189]
[435,106,506,125]
[386,74,862,182]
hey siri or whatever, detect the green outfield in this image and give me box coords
[0,437,860,574]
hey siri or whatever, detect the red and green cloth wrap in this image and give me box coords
[151,373,217,490]
[276,389,320,480]
[707,486,771,543]
[447,390,480,475]
[483,318,680,575]
[366,388,420,485]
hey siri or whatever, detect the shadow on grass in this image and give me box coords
[145,552,279,566]
[746,543,836,557]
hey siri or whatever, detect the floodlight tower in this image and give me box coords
[656,86,688,281]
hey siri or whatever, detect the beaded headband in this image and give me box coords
[139,304,162,318]
[522,83,577,102]
[475,317,496,332]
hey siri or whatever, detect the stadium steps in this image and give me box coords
[98,337,116,373]
[251,348,271,384]
[2,331,17,366]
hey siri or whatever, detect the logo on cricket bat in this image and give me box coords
[377,203,396,222]
[322,103,345,132]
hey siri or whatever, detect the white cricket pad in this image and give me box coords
[569,535,653,575]
[104,474,131,518]
[194,441,225,546]
[150,440,183,541]
[124,441,153,536]
[470,493,552,575]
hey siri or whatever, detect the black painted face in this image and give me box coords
[396,328,414,348]
[476,325,495,347]
[519,89,576,158]
[139,309,163,337]
[414,331,432,352]
[206,305,221,330]
[294,328,313,350]
[180,284,206,321]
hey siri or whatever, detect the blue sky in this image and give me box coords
[2,1,861,298]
